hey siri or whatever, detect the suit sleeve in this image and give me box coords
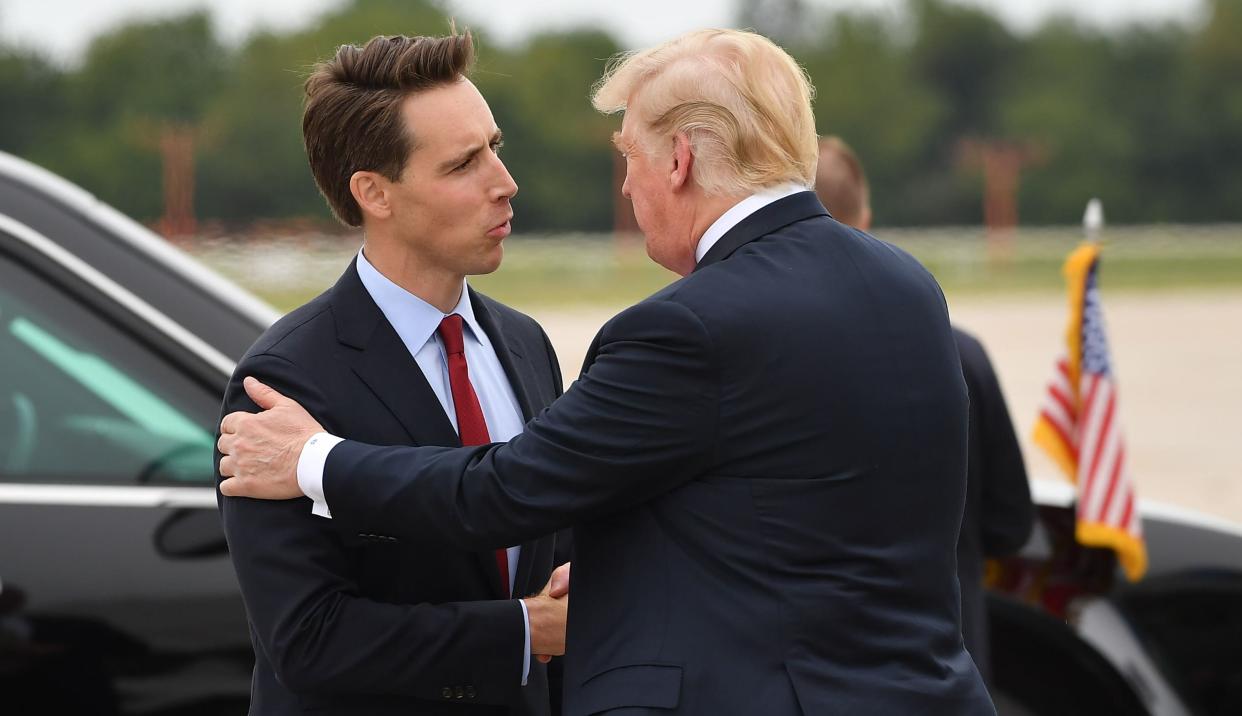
[536,321,576,563]
[216,352,525,702]
[536,320,572,716]
[323,299,718,549]
[960,336,1036,557]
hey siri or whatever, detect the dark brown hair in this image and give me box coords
[302,32,475,226]
[814,136,870,228]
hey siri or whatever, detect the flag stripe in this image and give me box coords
[1048,384,1076,419]
[1082,388,1118,519]
[1076,377,1108,490]
[1040,397,1075,439]
[1038,409,1077,458]
[1099,443,1127,526]
[1119,492,1136,536]
[1125,492,1141,536]
[1084,414,1121,522]
[1104,476,1130,529]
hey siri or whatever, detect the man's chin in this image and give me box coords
[467,248,505,276]
[646,244,692,277]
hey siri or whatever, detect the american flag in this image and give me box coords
[1033,244,1147,581]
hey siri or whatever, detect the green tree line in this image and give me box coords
[1,0,1239,230]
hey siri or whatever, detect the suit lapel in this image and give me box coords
[470,290,545,596]
[470,289,539,422]
[349,328,461,448]
[331,263,460,448]
[694,191,830,272]
[333,268,551,599]
[331,264,512,595]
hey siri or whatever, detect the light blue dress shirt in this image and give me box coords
[299,249,533,684]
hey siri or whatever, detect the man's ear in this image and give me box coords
[859,206,873,232]
[669,132,693,191]
[349,171,392,221]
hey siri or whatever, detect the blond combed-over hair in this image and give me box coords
[592,29,818,197]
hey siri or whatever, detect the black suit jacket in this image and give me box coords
[320,193,995,715]
[215,263,565,715]
[954,327,1035,681]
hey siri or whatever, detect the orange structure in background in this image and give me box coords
[959,139,1045,265]
[158,123,197,241]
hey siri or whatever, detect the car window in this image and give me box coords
[0,248,218,485]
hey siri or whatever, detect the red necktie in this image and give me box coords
[437,314,510,598]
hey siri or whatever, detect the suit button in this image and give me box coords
[466,686,476,699]
[455,686,465,699]
[441,687,452,699]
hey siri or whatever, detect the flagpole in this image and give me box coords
[1083,197,1104,245]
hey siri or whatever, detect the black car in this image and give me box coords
[0,150,274,714]
[1,150,1240,715]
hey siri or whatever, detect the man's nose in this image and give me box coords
[490,153,518,201]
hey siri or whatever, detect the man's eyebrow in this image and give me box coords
[438,129,504,173]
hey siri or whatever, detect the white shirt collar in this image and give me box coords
[355,249,490,352]
[694,183,807,264]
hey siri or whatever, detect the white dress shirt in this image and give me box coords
[694,182,807,264]
[298,250,533,683]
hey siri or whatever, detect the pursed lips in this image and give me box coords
[487,213,513,238]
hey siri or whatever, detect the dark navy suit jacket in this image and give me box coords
[216,263,565,715]
[321,193,995,715]
[954,328,1035,682]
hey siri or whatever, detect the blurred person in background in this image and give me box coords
[214,32,569,716]
[219,29,994,715]
[815,135,1036,683]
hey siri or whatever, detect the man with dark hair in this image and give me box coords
[815,135,1035,682]
[216,32,568,715]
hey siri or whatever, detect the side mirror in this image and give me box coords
[154,509,228,559]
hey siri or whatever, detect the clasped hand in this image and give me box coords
[524,562,571,663]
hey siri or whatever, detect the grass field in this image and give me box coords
[195,225,1242,312]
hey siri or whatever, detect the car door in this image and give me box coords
[0,219,251,714]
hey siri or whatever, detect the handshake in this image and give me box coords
[522,562,571,663]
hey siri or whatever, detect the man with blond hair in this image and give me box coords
[218,29,994,715]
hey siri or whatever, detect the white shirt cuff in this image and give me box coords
[519,599,531,686]
[296,432,344,518]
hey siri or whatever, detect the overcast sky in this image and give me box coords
[0,0,1209,64]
